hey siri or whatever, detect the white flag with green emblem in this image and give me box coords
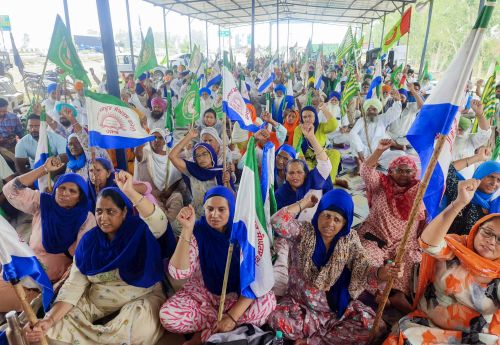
[174,80,201,127]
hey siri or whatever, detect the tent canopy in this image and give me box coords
[144,0,415,28]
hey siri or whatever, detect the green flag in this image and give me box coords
[391,64,404,86]
[165,89,174,132]
[135,28,158,79]
[418,61,429,83]
[47,15,90,86]
[493,136,500,161]
[174,80,200,127]
[472,68,498,132]
[341,74,360,117]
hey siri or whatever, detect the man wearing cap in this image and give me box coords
[42,83,60,119]
[350,89,403,164]
[71,80,87,127]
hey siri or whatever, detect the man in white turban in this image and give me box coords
[350,89,403,163]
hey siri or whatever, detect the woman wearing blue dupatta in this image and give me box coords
[269,189,404,345]
[169,127,235,218]
[1,156,96,312]
[274,144,297,189]
[275,124,333,221]
[445,155,500,235]
[25,170,172,345]
[160,186,276,345]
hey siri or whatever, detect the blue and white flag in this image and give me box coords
[231,137,274,298]
[207,65,222,88]
[258,52,279,93]
[33,110,50,191]
[240,77,251,104]
[261,142,276,244]
[0,215,53,311]
[222,66,262,133]
[85,90,154,149]
[407,0,496,218]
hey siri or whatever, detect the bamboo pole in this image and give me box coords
[217,242,234,321]
[12,283,49,345]
[369,134,447,341]
[222,114,228,172]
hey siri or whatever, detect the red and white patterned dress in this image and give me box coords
[159,236,276,342]
[358,163,425,295]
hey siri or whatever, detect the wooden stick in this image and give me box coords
[217,242,234,321]
[369,134,447,341]
[222,114,228,172]
[12,283,49,345]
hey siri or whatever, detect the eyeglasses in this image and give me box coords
[478,226,500,245]
[194,152,211,160]
[392,168,416,175]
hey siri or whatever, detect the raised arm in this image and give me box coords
[407,82,424,109]
[420,179,479,246]
[168,127,198,173]
[300,123,328,161]
[452,146,490,172]
[470,99,489,131]
[170,204,196,271]
[364,139,392,168]
[17,156,64,187]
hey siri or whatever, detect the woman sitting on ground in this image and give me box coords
[1,156,95,313]
[445,148,500,235]
[160,186,276,344]
[274,144,297,190]
[358,139,426,313]
[88,157,157,213]
[24,171,173,345]
[169,127,234,218]
[384,179,499,345]
[268,189,403,344]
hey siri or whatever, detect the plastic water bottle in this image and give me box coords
[272,330,284,345]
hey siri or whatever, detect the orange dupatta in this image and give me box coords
[413,213,500,310]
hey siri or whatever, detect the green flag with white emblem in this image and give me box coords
[174,79,200,127]
[135,28,158,79]
[47,15,90,86]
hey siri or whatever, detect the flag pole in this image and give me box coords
[217,242,234,321]
[11,283,49,345]
[369,134,447,341]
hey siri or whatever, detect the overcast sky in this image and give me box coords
[2,0,350,54]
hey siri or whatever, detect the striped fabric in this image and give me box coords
[341,74,360,117]
[336,27,355,63]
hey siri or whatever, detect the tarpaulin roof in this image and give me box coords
[143,0,415,28]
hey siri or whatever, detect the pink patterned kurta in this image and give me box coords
[358,163,424,295]
[268,208,382,345]
[0,179,96,312]
[159,236,276,342]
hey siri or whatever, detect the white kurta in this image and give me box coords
[452,126,492,179]
[350,101,402,157]
[387,102,420,145]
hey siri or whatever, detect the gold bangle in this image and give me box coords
[132,195,145,207]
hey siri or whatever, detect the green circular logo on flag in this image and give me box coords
[182,91,198,120]
[58,39,73,71]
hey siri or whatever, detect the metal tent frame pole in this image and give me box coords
[368,20,373,50]
[95,0,127,170]
[205,20,209,61]
[250,0,255,69]
[188,15,192,54]
[276,0,279,65]
[163,7,169,68]
[418,0,434,75]
[63,0,72,39]
[379,13,386,49]
[125,0,135,71]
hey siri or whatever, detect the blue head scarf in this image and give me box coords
[311,189,354,316]
[199,87,212,96]
[274,84,286,95]
[87,158,116,213]
[398,88,409,99]
[40,173,89,254]
[184,143,234,189]
[193,186,240,295]
[66,134,87,172]
[274,144,298,188]
[75,187,166,288]
[300,106,320,155]
[47,83,58,94]
[275,159,332,210]
[328,91,342,102]
[471,161,500,213]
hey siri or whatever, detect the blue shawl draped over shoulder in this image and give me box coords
[40,173,89,254]
[193,186,241,296]
[275,159,333,210]
[75,187,167,288]
[311,189,354,316]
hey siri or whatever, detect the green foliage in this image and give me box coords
[363,0,500,78]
